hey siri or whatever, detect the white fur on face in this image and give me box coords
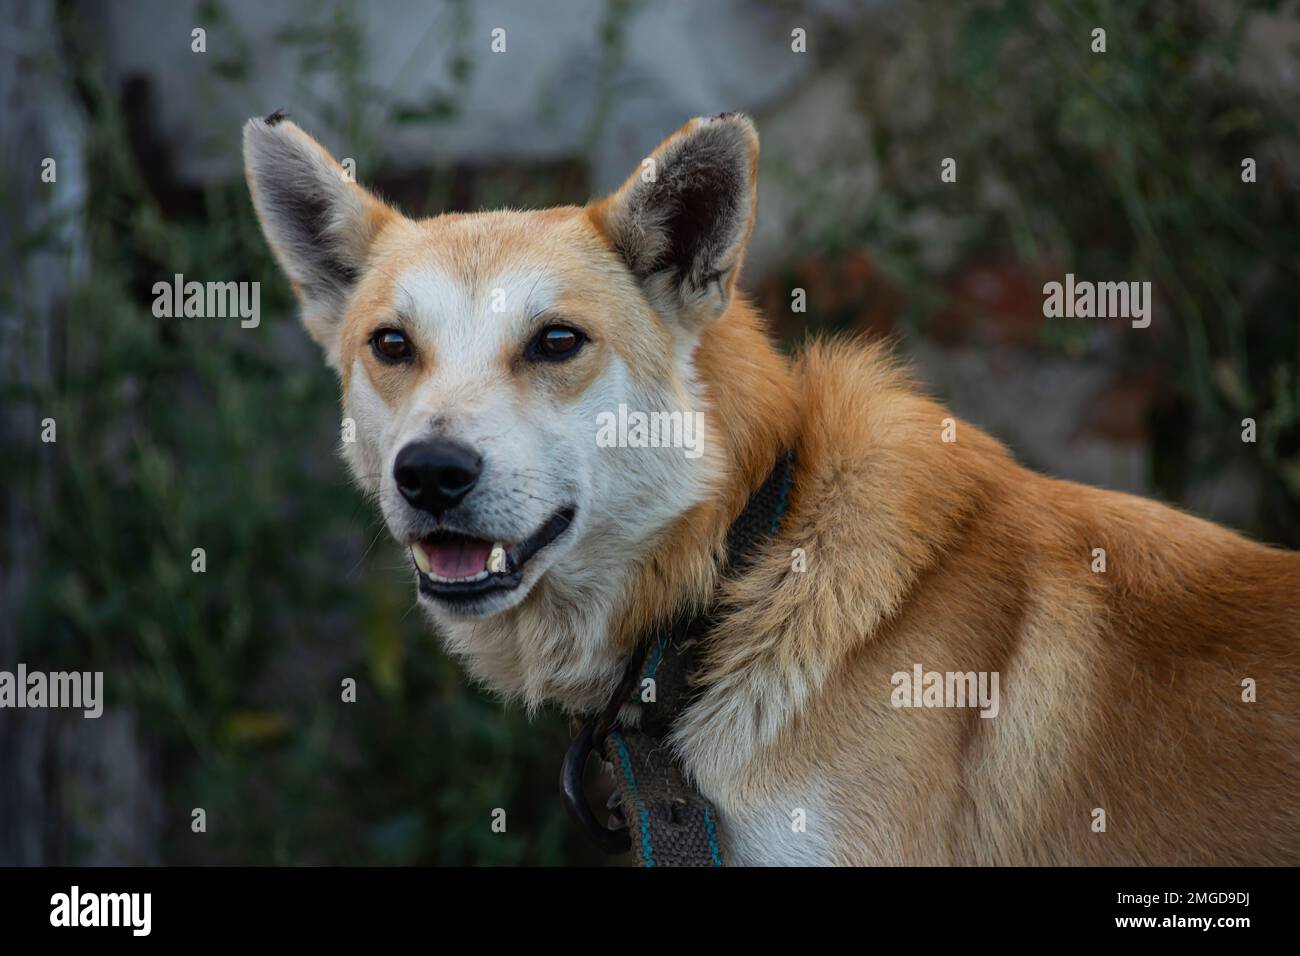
[354,266,577,554]
[343,262,719,711]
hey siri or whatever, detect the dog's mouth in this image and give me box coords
[411,507,575,603]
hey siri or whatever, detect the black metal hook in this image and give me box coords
[558,646,649,854]
[560,718,631,854]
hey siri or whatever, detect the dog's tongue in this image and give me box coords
[421,536,492,579]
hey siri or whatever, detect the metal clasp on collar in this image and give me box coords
[559,647,647,854]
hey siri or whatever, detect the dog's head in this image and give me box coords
[244,113,759,704]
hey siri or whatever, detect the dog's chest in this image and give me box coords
[711,790,839,866]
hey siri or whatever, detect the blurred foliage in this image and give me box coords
[5,0,603,865]
[782,0,1300,545]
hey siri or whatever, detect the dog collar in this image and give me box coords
[560,448,796,866]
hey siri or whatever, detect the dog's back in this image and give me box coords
[682,337,1300,865]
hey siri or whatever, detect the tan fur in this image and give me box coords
[246,113,1300,866]
[601,307,803,657]
[673,334,1300,863]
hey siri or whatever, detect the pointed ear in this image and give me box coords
[243,113,394,357]
[589,113,760,327]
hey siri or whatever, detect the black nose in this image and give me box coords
[393,439,483,516]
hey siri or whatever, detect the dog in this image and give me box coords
[244,111,1300,865]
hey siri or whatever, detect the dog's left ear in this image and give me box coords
[589,113,759,327]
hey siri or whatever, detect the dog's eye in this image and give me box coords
[371,328,413,362]
[528,325,587,362]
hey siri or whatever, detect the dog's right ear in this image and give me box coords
[243,114,394,361]
[587,113,760,331]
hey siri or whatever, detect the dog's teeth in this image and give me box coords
[411,544,431,574]
[488,543,507,574]
[427,568,490,583]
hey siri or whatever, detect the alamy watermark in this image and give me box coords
[595,403,705,459]
[50,886,151,936]
[1043,273,1151,329]
[0,664,103,718]
[152,273,260,328]
[890,664,999,719]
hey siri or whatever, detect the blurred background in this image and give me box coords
[2,0,1298,865]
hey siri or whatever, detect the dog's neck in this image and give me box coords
[607,299,801,655]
